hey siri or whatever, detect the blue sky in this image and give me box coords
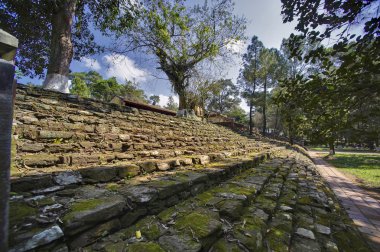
[20,0,296,110]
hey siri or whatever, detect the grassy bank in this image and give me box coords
[325,153,380,189]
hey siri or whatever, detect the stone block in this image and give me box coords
[39,130,73,139]
[80,167,118,182]
[71,155,99,166]
[139,161,157,173]
[69,219,121,249]
[115,164,140,178]
[62,196,126,236]
[19,143,45,152]
[157,162,171,171]
[22,154,60,167]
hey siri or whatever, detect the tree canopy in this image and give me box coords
[115,0,246,110]
[0,0,137,90]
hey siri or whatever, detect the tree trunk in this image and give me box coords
[329,140,335,155]
[288,116,294,145]
[274,106,279,133]
[249,101,253,135]
[43,0,77,93]
[262,77,267,136]
[178,91,187,110]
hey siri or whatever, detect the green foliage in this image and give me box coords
[0,0,137,78]
[117,0,246,109]
[69,71,147,103]
[276,1,380,148]
[164,96,178,111]
[70,76,91,98]
[149,95,160,106]
[225,106,248,125]
[207,79,241,114]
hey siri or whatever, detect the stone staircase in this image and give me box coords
[8,86,372,251]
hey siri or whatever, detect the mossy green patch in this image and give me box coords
[265,227,291,252]
[127,242,165,252]
[211,239,241,252]
[174,212,221,239]
[122,216,163,240]
[106,183,121,191]
[9,201,37,226]
[333,229,371,252]
[63,198,105,223]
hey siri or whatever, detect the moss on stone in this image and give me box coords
[9,201,37,226]
[127,242,165,252]
[265,227,291,252]
[211,239,241,252]
[106,183,121,191]
[174,212,220,239]
[333,229,371,252]
[122,216,163,240]
[63,198,105,223]
[35,196,55,206]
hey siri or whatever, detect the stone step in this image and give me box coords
[75,150,371,252]
[8,149,285,252]
[12,145,271,181]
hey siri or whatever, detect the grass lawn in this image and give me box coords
[325,153,380,189]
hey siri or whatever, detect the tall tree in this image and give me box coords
[207,79,241,114]
[257,48,282,136]
[238,36,264,135]
[165,96,179,111]
[116,0,246,110]
[149,95,160,106]
[0,0,137,91]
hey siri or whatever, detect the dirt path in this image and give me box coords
[309,151,380,251]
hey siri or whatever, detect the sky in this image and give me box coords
[20,0,297,111]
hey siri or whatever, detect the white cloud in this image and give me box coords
[103,54,149,83]
[225,39,246,55]
[156,94,179,107]
[80,57,101,71]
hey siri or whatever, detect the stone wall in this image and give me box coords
[12,85,267,178]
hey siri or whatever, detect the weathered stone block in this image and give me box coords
[62,196,126,236]
[19,143,45,152]
[69,219,121,249]
[53,171,82,186]
[71,155,100,166]
[116,164,140,178]
[39,130,73,139]
[157,162,171,171]
[11,175,54,192]
[115,153,134,160]
[80,167,118,182]
[139,161,157,173]
[22,154,60,167]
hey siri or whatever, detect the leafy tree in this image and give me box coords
[225,106,248,125]
[116,0,246,110]
[69,76,91,98]
[0,0,137,91]
[279,0,380,152]
[207,79,240,114]
[121,81,148,103]
[149,95,160,106]
[69,71,147,103]
[238,36,264,135]
[257,48,284,136]
[164,96,179,111]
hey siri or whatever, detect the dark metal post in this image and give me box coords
[0,29,18,251]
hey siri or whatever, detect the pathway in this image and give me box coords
[309,151,380,251]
